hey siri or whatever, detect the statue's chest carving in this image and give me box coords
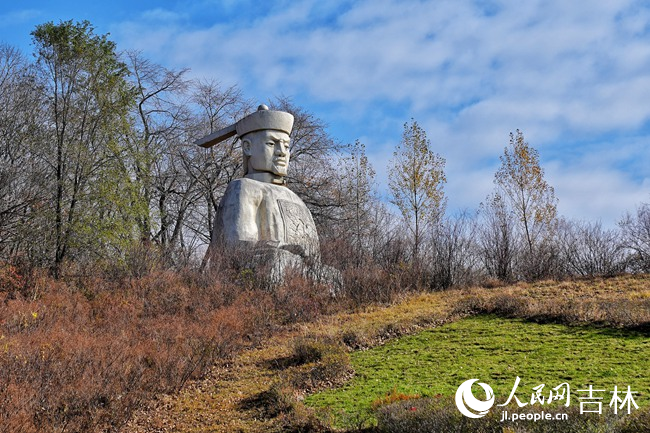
[277,199,316,244]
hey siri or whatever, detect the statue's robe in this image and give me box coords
[213,178,320,259]
[209,177,340,291]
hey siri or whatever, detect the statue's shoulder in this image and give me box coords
[223,178,309,206]
[222,178,265,202]
[226,177,259,191]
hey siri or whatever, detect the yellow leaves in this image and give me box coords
[495,130,557,233]
[389,119,447,228]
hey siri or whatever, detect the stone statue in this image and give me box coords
[197,105,339,289]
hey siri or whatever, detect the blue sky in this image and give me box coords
[2,0,650,226]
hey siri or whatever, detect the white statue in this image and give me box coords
[197,105,338,288]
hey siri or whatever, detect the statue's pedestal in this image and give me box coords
[248,247,341,295]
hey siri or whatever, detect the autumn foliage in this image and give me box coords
[0,264,335,433]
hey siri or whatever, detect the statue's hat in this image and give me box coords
[196,105,294,148]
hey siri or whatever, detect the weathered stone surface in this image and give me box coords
[213,178,320,260]
[248,248,341,293]
[199,105,340,291]
[196,104,293,149]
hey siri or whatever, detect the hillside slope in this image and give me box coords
[124,275,650,432]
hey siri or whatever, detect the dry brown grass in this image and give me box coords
[455,274,650,329]
[2,263,648,433]
[123,274,650,433]
[0,265,336,433]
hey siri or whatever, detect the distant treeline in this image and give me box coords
[1,20,649,286]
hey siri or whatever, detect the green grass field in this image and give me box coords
[306,315,650,424]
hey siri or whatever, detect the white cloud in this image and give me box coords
[112,1,650,117]
[140,8,187,23]
[109,0,650,224]
[548,167,649,226]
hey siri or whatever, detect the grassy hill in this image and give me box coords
[124,275,650,432]
[307,316,649,428]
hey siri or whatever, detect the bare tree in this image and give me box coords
[250,97,346,240]
[0,44,46,264]
[123,52,241,267]
[558,219,626,277]
[619,203,650,272]
[324,140,379,267]
[124,51,190,246]
[428,211,481,289]
[478,193,517,282]
[188,78,250,247]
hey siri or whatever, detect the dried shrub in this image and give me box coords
[618,407,650,433]
[285,337,353,393]
[453,281,650,330]
[292,337,329,365]
[0,262,23,292]
[341,330,363,350]
[485,293,529,317]
[375,322,409,342]
[249,337,351,432]
[272,272,333,325]
[376,397,481,433]
[480,277,508,289]
[341,265,399,307]
[0,269,273,433]
[451,295,488,316]
[239,384,295,419]
[0,250,372,433]
[275,402,331,433]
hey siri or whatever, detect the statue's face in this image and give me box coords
[243,130,290,177]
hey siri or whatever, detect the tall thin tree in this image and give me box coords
[388,120,447,261]
[494,130,557,255]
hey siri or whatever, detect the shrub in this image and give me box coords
[485,293,529,317]
[557,220,627,277]
[618,407,650,433]
[341,266,398,307]
[0,262,23,292]
[272,273,334,325]
[239,383,295,419]
[451,281,650,330]
[0,269,272,433]
[376,397,496,433]
[276,402,331,433]
[285,337,353,392]
[451,295,488,316]
[619,203,650,272]
[292,336,330,365]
